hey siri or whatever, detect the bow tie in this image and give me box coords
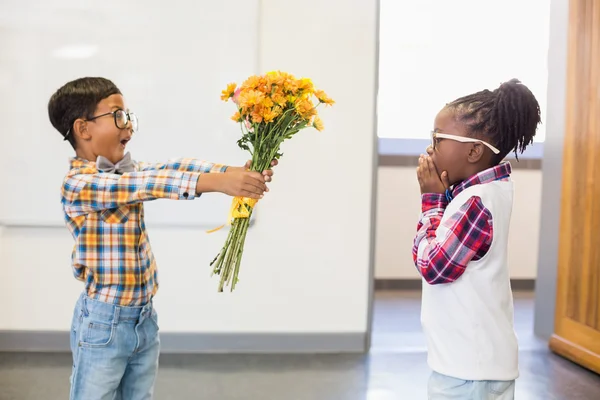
[96,152,135,174]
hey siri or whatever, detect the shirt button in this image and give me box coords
[183,192,189,198]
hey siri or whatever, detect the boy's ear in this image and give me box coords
[73,119,91,141]
[467,143,484,164]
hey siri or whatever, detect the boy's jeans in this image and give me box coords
[69,292,160,400]
[428,371,515,400]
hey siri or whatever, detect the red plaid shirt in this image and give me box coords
[412,162,512,285]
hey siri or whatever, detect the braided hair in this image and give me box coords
[445,79,541,163]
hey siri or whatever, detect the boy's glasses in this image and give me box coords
[64,109,138,141]
[431,131,500,155]
[88,109,138,131]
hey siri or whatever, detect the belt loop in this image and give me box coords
[82,295,89,316]
[113,306,121,326]
[143,301,151,317]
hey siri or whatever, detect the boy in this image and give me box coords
[413,79,541,399]
[48,77,276,399]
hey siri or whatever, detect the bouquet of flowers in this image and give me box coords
[210,71,334,292]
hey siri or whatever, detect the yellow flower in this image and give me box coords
[266,71,286,87]
[314,90,335,106]
[298,91,311,101]
[272,92,286,107]
[221,83,237,101]
[239,90,265,109]
[298,78,314,93]
[262,97,274,108]
[263,108,278,123]
[284,79,299,94]
[242,75,261,90]
[272,106,283,117]
[255,76,271,93]
[313,116,324,131]
[295,99,316,119]
[231,111,242,122]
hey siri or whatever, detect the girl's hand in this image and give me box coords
[416,155,450,195]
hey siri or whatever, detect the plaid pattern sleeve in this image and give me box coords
[62,167,201,218]
[137,158,228,174]
[412,194,493,285]
[61,157,229,306]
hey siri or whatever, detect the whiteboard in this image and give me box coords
[0,0,259,227]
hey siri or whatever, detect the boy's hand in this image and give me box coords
[230,159,279,183]
[221,170,267,198]
[196,170,267,199]
[416,155,450,195]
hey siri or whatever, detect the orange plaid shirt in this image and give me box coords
[61,157,226,306]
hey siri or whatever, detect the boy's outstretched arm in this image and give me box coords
[412,194,493,285]
[136,159,227,174]
[62,168,266,218]
[137,158,278,181]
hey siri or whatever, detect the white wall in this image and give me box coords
[0,0,260,228]
[375,167,542,279]
[0,0,377,333]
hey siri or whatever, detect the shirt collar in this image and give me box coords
[451,161,512,198]
[69,157,97,171]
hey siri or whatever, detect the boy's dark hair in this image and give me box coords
[48,77,122,149]
[446,78,541,163]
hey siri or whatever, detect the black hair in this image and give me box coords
[445,78,541,163]
[48,77,122,150]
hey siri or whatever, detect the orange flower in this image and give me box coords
[221,83,237,101]
[298,78,314,93]
[314,90,335,106]
[271,92,286,107]
[239,90,265,109]
[313,116,324,131]
[251,105,264,123]
[263,108,278,123]
[295,99,316,119]
[242,75,261,90]
[284,79,299,94]
[231,111,242,122]
[266,71,286,87]
[262,97,274,108]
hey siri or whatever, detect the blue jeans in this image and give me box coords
[428,372,515,400]
[69,293,160,400]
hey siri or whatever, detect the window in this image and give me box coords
[378,0,550,143]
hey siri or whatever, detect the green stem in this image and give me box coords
[224,217,247,288]
[231,214,251,291]
[211,223,236,275]
[218,218,242,292]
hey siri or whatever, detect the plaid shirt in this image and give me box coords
[412,162,512,285]
[62,157,227,306]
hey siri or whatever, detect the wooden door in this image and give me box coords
[549,0,600,374]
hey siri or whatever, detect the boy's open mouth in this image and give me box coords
[120,138,130,148]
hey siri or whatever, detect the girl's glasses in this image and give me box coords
[431,131,500,154]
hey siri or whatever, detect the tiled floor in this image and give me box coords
[1,291,599,399]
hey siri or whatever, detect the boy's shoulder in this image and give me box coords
[65,157,97,178]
